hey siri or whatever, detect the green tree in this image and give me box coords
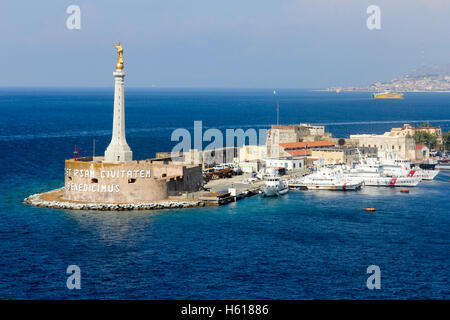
[443,132,450,150]
[413,131,437,149]
[420,122,433,127]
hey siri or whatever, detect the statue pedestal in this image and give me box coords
[104,69,133,162]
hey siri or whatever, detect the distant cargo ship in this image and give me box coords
[372,90,404,99]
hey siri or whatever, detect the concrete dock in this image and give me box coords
[204,174,264,193]
[199,169,308,205]
[199,174,264,205]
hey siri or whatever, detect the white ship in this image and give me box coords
[346,160,421,187]
[436,157,450,170]
[290,167,364,191]
[378,157,439,180]
[351,149,438,181]
[436,162,450,170]
[261,175,289,197]
[346,172,421,187]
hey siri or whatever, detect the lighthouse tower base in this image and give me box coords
[104,147,132,162]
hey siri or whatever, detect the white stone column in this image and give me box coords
[104,69,133,162]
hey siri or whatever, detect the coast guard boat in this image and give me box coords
[345,159,421,187]
[381,158,439,180]
[369,152,439,180]
[350,150,437,182]
[291,167,363,191]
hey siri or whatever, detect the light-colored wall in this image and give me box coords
[166,148,238,169]
[266,124,332,158]
[238,161,261,173]
[310,150,344,164]
[266,127,299,158]
[350,134,416,160]
[311,147,377,165]
[299,123,325,135]
[64,158,202,203]
[415,146,430,160]
[265,158,304,170]
[391,124,442,144]
[239,145,267,162]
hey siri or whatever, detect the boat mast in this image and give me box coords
[92,139,96,159]
[273,89,279,125]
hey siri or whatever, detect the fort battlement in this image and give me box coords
[64,157,202,203]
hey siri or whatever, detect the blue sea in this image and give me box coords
[0,89,449,299]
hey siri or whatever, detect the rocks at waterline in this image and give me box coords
[24,192,204,211]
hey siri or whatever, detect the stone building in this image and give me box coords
[390,123,443,144]
[279,140,336,158]
[279,140,376,165]
[157,147,240,170]
[309,147,377,165]
[238,145,267,162]
[350,133,417,160]
[65,157,203,203]
[415,145,429,160]
[265,158,305,171]
[266,123,332,158]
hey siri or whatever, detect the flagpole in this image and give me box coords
[273,89,279,125]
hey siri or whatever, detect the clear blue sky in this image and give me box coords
[1,0,449,88]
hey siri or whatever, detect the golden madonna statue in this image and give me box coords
[114,42,124,70]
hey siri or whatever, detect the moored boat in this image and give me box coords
[379,157,439,180]
[345,173,421,187]
[436,158,450,170]
[261,175,289,197]
[290,167,364,191]
[346,162,421,187]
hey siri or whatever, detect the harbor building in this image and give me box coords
[415,145,430,160]
[265,158,305,171]
[157,147,240,170]
[238,161,263,174]
[279,141,336,158]
[266,124,332,158]
[236,145,267,173]
[238,145,267,162]
[390,123,443,145]
[280,140,376,166]
[63,43,203,203]
[350,132,418,160]
[309,147,377,166]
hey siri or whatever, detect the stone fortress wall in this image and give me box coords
[64,157,203,203]
[266,123,333,158]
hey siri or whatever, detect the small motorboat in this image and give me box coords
[261,175,289,197]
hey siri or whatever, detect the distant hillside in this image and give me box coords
[327,64,450,92]
[408,63,450,78]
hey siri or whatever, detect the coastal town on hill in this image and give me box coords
[326,64,450,92]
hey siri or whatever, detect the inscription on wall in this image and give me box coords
[65,168,152,193]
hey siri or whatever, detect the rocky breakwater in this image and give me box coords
[24,189,204,211]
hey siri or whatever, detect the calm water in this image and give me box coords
[0,89,449,299]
